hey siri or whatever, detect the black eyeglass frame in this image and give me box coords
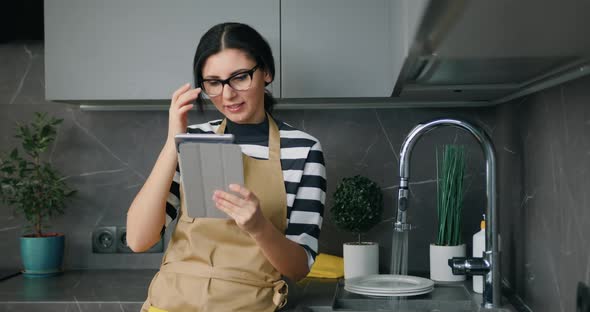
[200,64,259,96]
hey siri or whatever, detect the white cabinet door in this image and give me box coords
[281,0,396,98]
[45,0,280,100]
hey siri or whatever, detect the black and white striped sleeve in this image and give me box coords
[285,141,326,269]
[164,166,181,227]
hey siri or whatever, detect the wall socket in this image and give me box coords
[92,226,164,253]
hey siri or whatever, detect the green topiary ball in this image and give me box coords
[331,175,383,235]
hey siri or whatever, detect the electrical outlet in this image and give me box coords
[116,226,164,253]
[116,226,133,253]
[92,226,117,253]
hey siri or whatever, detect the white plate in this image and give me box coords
[345,283,433,293]
[344,274,435,297]
[344,285,433,297]
[345,283,432,293]
[345,285,433,296]
[345,284,432,294]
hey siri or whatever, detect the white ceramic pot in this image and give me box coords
[429,244,466,282]
[343,242,379,280]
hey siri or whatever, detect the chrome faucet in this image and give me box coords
[394,118,500,309]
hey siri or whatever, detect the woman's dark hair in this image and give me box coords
[193,22,276,112]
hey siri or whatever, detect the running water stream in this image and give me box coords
[390,230,409,275]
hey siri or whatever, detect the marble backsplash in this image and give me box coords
[495,75,590,312]
[0,42,492,273]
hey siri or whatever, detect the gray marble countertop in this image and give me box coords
[0,270,520,312]
[0,270,155,311]
[0,269,338,311]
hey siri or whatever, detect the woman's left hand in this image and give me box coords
[213,184,267,235]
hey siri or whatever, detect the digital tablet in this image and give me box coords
[175,133,244,219]
[174,133,235,150]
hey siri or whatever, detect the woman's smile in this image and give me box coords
[224,101,245,113]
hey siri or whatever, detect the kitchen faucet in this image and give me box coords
[394,118,500,309]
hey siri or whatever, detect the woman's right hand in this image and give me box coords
[167,83,202,142]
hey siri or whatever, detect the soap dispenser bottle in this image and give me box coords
[472,215,485,294]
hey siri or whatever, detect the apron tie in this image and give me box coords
[272,279,288,309]
[160,261,289,309]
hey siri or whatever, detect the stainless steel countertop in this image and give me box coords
[284,278,522,312]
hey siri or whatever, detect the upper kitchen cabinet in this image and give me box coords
[280,0,399,98]
[44,0,280,100]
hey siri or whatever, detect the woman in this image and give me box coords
[126,22,326,312]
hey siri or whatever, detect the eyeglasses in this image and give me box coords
[200,65,259,97]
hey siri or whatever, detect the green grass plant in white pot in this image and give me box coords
[430,144,467,282]
[0,113,76,277]
[331,175,383,280]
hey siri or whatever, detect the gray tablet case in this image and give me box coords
[177,140,244,219]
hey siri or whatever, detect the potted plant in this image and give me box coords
[430,144,466,282]
[0,112,76,278]
[331,175,383,280]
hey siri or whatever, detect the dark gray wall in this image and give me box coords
[495,75,590,312]
[0,42,489,273]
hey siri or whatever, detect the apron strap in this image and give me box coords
[266,114,281,162]
[160,261,288,308]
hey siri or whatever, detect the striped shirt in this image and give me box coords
[165,116,326,268]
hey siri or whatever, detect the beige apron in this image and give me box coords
[142,115,288,312]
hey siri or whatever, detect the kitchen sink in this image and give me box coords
[304,305,512,312]
[299,280,514,312]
